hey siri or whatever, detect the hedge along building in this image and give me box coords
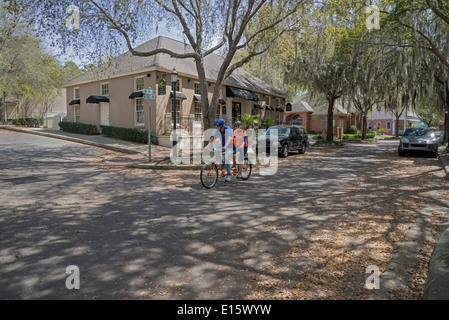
[64,36,288,142]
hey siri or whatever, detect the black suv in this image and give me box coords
[256,125,309,158]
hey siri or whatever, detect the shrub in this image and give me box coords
[100,125,158,145]
[347,125,358,134]
[262,117,275,129]
[443,143,449,153]
[241,114,259,129]
[58,121,100,135]
[378,127,388,135]
[11,117,44,127]
[343,133,376,139]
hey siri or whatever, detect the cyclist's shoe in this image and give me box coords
[236,172,243,179]
[225,175,232,182]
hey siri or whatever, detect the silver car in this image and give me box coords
[398,128,439,158]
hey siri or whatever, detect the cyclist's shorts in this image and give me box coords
[233,146,247,153]
[235,147,247,164]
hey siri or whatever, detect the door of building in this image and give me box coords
[232,102,241,124]
[100,102,110,126]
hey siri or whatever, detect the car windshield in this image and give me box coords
[404,129,436,138]
[265,127,290,136]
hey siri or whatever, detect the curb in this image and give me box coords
[421,152,449,300]
[422,227,449,300]
[1,126,140,155]
[125,163,202,170]
[440,153,449,180]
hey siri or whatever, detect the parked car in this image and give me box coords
[256,125,309,158]
[434,131,444,144]
[398,128,439,158]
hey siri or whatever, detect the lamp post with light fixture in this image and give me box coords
[171,68,178,153]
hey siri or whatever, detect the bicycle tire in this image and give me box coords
[240,157,252,180]
[200,162,219,189]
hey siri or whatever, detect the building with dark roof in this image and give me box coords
[63,36,288,137]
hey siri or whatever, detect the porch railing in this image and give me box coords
[164,113,201,134]
[163,113,291,134]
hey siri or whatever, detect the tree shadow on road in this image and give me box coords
[0,140,447,300]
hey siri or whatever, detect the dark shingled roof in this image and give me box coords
[64,36,287,98]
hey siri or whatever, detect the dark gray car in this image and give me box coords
[256,125,309,158]
[398,128,439,158]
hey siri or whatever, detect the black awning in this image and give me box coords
[218,99,226,105]
[194,94,201,101]
[69,99,80,105]
[226,86,259,101]
[254,104,263,109]
[171,91,187,100]
[266,105,274,111]
[86,95,110,104]
[276,107,284,112]
[129,91,144,99]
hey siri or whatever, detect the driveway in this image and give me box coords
[0,129,447,300]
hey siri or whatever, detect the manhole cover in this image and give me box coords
[2,176,46,185]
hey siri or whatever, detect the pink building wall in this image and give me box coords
[368,118,392,135]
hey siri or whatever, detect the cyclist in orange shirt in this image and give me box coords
[232,121,248,179]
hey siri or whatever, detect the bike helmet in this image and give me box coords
[214,119,225,126]
[234,121,242,127]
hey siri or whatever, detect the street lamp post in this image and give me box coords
[171,67,178,154]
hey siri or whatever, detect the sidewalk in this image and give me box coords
[0,125,174,165]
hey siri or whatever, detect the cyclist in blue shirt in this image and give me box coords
[208,119,233,181]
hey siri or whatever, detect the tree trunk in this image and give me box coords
[361,113,368,140]
[444,82,449,145]
[326,95,335,142]
[444,104,449,144]
[0,92,5,122]
[395,114,401,137]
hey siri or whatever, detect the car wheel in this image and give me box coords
[398,148,405,157]
[280,144,289,158]
[299,142,306,154]
[431,150,438,158]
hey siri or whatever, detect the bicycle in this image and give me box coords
[200,147,252,189]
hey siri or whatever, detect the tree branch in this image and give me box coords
[397,17,449,69]
[224,28,288,79]
[426,0,449,26]
[89,0,199,60]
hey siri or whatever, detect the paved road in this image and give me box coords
[0,129,445,299]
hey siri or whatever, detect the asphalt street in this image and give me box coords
[0,129,446,300]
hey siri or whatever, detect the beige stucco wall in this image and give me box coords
[157,74,216,135]
[66,81,101,126]
[65,69,287,136]
[108,72,157,131]
[66,72,158,132]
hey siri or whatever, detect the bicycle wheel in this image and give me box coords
[240,157,252,180]
[200,162,218,189]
